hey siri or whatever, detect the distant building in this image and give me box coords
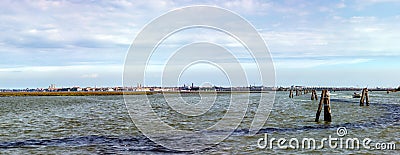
[71,87,82,91]
[214,86,231,91]
[249,86,263,91]
[49,84,57,91]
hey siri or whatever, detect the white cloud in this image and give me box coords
[357,0,400,4]
[275,58,371,69]
[199,0,269,15]
[349,16,376,23]
[262,30,329,53]
[354,27,382,32]
[336,2,346,8]
[0,65,121,72]
[81,73,99,79]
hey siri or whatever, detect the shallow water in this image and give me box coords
[0,91,399,154]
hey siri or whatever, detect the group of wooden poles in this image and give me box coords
[289,88,370,122]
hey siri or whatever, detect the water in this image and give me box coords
[0,91,399,154]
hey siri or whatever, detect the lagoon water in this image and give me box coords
[0,91,399,154]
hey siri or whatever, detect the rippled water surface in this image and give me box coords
[0,91,399,154]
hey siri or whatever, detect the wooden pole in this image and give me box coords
[289,90,293,98]
[296,90,299,96]
[315,90,325,122]
[360,88,369,106]
[323,90,332,122]
[365,88,369,106]
[360,88,365,106]
[311,90,318,100]
[311,90,315,100]
[315,90,331,122]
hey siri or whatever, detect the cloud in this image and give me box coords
[355,0,400,5]
[349,16,376,23]
[0,65,120,72]
[354,27,382,32]
[274,58,371,69]
[81,73,99,79]
[221,0,272,14]
[336,1,346,8]
[0,65,122,88]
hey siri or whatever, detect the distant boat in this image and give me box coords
[353,92,361,98]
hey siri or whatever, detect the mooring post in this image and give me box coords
[360,88,365,106]
[311,90,315,100]
[360,88,369,106]
[311,90,318,100]
[315,90,325,122]
[365,88,369,106]
[296,90,299,96]
[323,90,332,122]
[289,90,293,98]
[315,90,331,122]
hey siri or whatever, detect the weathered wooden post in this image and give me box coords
[289,90,294,98]
[323,90,332,122]
[311,90,318,100]
[311,90,315,100]
[360,89,365,106]
[315,90,325,122]
[296,90,299,96]
[365,88,369,106]
[315,90,331,122]
[360,88,370,106]
[314,90,318,100]
[360,88,365,106]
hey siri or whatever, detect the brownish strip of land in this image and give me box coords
[0,91,269,96]
[0,91,153,96]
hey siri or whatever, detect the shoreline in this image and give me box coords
[0,91,151,97]
[0,91,271,97]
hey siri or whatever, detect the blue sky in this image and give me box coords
[0,0,399,88]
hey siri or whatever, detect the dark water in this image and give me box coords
[0,91,399,154]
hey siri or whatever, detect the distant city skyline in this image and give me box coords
[1,1,399,89]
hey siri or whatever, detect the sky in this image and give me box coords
[0,0,399,89]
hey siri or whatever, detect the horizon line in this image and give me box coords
[1,85,399,90]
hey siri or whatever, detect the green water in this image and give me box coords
[0,91,399,154]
